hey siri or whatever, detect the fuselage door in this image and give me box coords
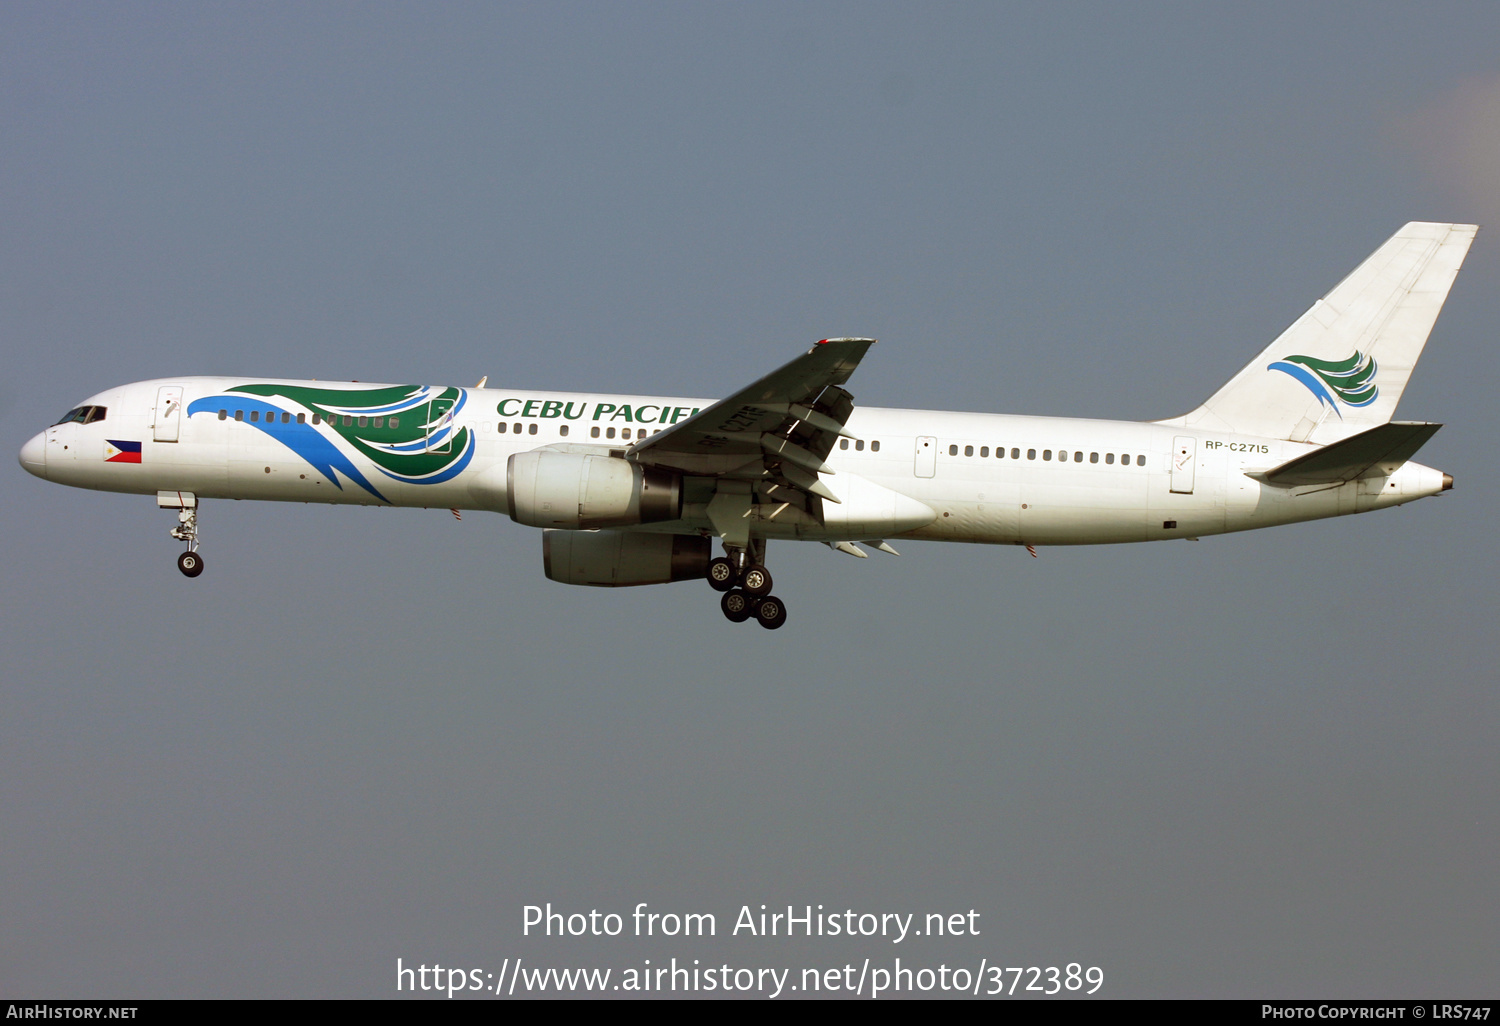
[1170,436,1196,494]
[153,385,184,442]
[915,436,937,478]
[426,393,455,454]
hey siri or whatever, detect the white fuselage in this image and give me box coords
[21,376,1447,547]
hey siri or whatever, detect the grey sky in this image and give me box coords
[2,3,1496,997]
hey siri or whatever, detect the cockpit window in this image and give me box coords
[53,405,107,426]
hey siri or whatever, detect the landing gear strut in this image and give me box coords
[166,498,204,577]
[709,539,786,628]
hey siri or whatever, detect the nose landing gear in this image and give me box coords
[161,491,204,577]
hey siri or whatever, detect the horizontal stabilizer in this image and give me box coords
[1257,421,1441,486]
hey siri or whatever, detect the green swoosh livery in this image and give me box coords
[1267,351,1379,412]
[230,382,474,483]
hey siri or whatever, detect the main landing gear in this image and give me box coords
[168,501,204,578]
[708,542,787,629]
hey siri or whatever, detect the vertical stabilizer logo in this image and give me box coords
[1267,351,1378,417]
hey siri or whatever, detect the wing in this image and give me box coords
[628,337,875,507]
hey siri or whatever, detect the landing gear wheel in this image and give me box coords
[741,564,773,597]
[754,594,787,630]
[706,557,738,592]
[720,589,754,623]
[177,551,204,578]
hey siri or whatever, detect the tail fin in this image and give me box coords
[1165,222,1477,443]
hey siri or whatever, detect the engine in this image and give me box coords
[507,450,681,529]
[543,530,710,587]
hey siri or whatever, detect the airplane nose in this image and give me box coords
[18,431,47,479]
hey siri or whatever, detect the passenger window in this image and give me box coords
[512,423,520,433]
[218,409,227,420]
[591,426,600,438]
[1043,449,1052,461]
[250,410,260,422]
[528,424,537,435]
[342,415,352,427]
[963,445,973,456]
[389,417,399,428]
[297,413,306,424]
[357,416,368,427]
[840,439,849,450]
[1090,452,1099,463]
[1074,451,1083,462]
[311,413,320,424]
[1011,448,1020,459]
[498,422,507,433]
[560,425,569,437]
[1106,453,1114,464]
[871,440,880,452]
[1121,453,1130,464]
[373,416,382,428]
[856,439,865,451]
[1137,454,1145,466]
[980,446,989,457]
[621,428,631,440]
[606,427,616,439]
[1027,449,1036,460]
[949,444,958,455]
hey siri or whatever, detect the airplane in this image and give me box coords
[17,221,1475,629]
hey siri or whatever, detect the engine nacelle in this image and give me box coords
[508,450,682,529]
[543,530,710,587]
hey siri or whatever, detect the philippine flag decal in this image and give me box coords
[105,439,142,464]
